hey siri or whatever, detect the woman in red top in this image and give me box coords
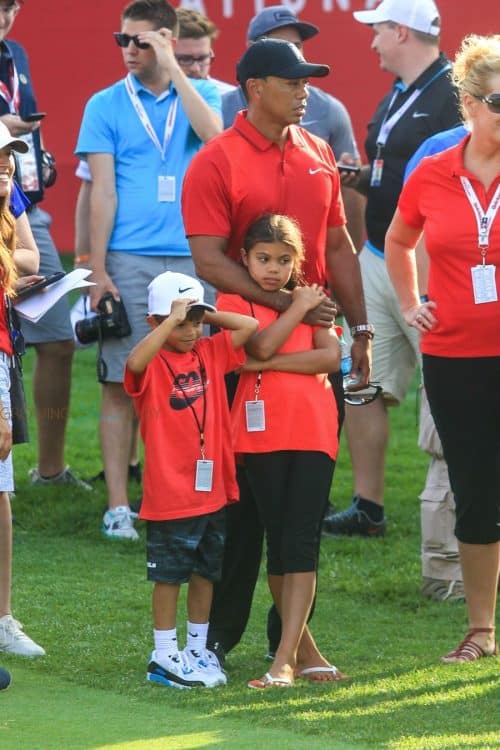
[218,214,344,688]
[386,35,500,664]
[0,122,43,659]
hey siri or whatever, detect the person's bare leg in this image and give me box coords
[32,340,74,477]
[345,398,389,505]
[458,541,499,653]
[100,383,134,509]
[267,571,316,683]
[152,582,180,630]
[0,492,12,617]
[186,574,213,624]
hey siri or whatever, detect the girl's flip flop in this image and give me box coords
[299,665,349,682]
[248,672,293,689]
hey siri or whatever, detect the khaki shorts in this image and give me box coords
[344,246,421,403]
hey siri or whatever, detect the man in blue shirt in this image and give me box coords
[76,0,221,540]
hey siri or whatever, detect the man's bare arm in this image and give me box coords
[88,153,119,308]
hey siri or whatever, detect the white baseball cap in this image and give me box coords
[353,0,441,37]
[147,271,216,316]
[0,121,29,153]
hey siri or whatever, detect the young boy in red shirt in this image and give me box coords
[124,271,257,688]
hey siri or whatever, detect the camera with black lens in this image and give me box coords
[75,293,131,345]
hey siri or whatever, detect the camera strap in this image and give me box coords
[96,323,107,384]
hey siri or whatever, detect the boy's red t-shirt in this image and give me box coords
[124,330,245,521]
[217,294,338,460]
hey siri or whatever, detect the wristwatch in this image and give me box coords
[350,323,375,340]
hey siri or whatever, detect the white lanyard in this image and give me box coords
[376,89,420,147]
[376,64,451,148]
[0,59,20,114]
[461,176,500,256]
[124,74,178,161]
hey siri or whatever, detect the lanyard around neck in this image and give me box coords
[162,349,208,457]
[460,176,500,259]
[124,74,178,161]
[376,64,451,148]
[0,56,20,114]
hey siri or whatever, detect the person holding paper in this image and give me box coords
[385,34,500,663]
[0,121,44,658]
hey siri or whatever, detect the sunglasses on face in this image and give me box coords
[114,32,150,50]
[175,52,214,68]
[474,93,500,113]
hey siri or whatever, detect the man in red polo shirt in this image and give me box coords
[182,39,373,671]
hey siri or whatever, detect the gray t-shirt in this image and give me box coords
[222,85,359,161]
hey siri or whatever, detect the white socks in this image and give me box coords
[154,622,210,662]
[154,627,178,663]
[186,621,209,653]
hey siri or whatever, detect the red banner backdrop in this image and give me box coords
[12,1,499,251]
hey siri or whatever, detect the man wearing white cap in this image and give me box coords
[325,0,461,540]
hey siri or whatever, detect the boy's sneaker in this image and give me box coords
[147,650,206,689]
[183,647,227,686]
[102,506,139,541]
[0,615,45,657]
[29,466,92,492]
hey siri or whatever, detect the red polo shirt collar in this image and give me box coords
[233,111,305,152]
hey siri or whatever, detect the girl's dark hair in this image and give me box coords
[122,0,178,34]
[243,213,305,288]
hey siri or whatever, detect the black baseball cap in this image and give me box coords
[236,39,330,85]
[247,5,319,42]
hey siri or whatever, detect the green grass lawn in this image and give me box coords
[1,341,499,750]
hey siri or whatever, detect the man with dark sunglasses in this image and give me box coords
[76,0,222,541]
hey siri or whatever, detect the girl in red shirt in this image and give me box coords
[217,213,345,688]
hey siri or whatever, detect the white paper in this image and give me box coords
[14,268,95,323]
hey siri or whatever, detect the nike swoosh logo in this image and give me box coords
[412,112,429,118]
[188,632,198,637]
[179,286,194,293]
[309,168,322,175]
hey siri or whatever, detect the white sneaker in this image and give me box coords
[0,615,45,657]
[102,506,139,540]
[147,650,207,689]
[183,647,227,686]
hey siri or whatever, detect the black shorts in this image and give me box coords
[146,508,226,584]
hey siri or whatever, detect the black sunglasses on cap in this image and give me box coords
[114,32,150,50]
[474,93,500,113]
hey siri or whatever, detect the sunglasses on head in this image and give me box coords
[114,32,150,50]
[474,93,500,113]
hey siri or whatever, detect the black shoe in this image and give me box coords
[322,497,386,537]
[129,497,142,515]
[322,501,338,522]
[206,641,226,669]
[87,462,142,484]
